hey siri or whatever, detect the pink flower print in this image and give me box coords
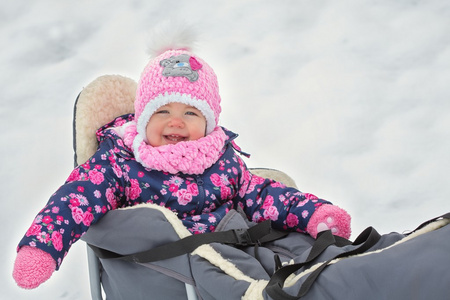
[242,169,251,184]
[115,117,126,127]
[208,215,216,223]
[220,186,231,200]
[169,184,179,194]
[113,164,123,178]
[176,189,193,206]
[71,207,84,224]
[239,177,250,198]
[187,183,199,196]
[232,167,238,175]
[246,175,266,194]
[297,199,309,207]
[246,199,254,207]
[160,188,167,195]
[270,181,286,188]
[77,186,84,193]
[211,173,230,187]
[192,215,201,222]
[127,178,142,200]
[252,211,263,223]
[106,188,117,209]
[137,171,144,178]
[51,231,63,251]
[302,210,309,219]
[52,206,60,214]
[192,223,207,234]
[169,176,184,186]
[37,232,50,244]
[42,216,53,224]
[279,194,289,205]
[286,213,299,228]
[56,216,64,222]
[26,224,42,237]
[220,174,230,185]
[47,224,54,231]
[67,168,81,182]
[304,193,318,200]
[263,206,279,221]
[210,173,222,187]
[70,198,80,207]
[95,205,102,213]
[83,211,94,226]
[78,195,89,206]
[262,195,274,209]
[94,190,101,198]
[88,169,104,185]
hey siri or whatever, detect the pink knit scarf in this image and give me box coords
[121,121,227,175]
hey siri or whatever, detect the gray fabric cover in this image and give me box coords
[82,206,450,300]
[268,223,450,300]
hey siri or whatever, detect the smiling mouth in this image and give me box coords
[163,134,187,143]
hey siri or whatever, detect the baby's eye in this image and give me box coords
[156,109,169,114]
[185,111,199,116]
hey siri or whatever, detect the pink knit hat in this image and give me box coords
[134,48,221,140]
[121,23,227,175]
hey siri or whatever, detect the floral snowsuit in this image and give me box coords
[18,114,331,269]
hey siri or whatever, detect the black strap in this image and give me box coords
[88,220,288,263]
[266,212,450,300]
[266,227,381,300]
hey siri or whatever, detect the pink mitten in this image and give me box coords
[13,246,56,289]
[306,204,351,239]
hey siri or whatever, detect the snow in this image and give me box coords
[2,1,449,298]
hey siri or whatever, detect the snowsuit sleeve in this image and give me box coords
[17,136,127,269]
[232,154,332,233]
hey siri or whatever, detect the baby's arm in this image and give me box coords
[235,165,351,239]
[13,142,126,288]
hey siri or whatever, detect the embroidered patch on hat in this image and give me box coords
[160,54,202,82]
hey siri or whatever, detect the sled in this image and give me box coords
[73,74,298,300]
[74,75,450,300]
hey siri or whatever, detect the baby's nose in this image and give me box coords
[168,117,185,128]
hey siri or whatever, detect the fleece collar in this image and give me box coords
[120,120,228,174]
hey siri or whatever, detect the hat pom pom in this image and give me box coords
[147,20,199,58]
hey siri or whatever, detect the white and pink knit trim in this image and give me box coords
[123,121,227,174]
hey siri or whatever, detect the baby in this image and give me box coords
[13,28,351,289]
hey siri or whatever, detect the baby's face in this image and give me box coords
[146,102,206,147]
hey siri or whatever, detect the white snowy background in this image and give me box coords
[2,1,449,299]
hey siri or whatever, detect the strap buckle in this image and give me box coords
[232,228,255,246]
